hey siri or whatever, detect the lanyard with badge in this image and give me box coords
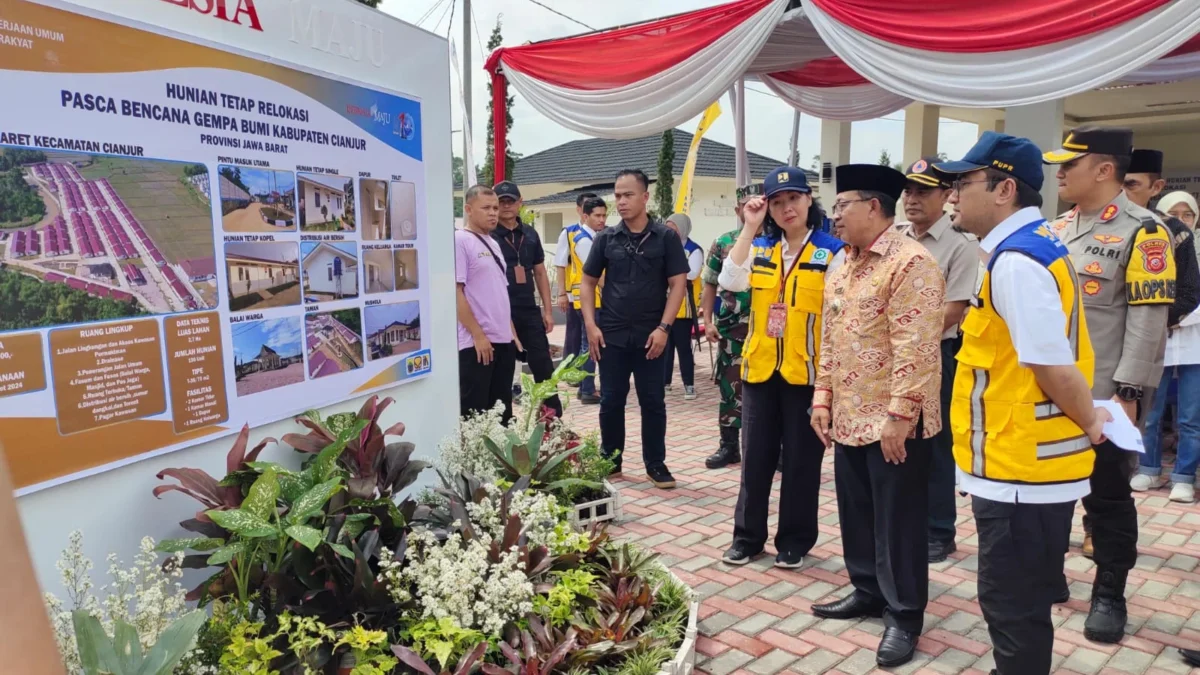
[500,228,528,285]
[765,232,812,339]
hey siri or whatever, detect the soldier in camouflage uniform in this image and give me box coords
[699,183,760,469]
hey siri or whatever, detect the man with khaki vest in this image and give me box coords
[1044,126,1176,644]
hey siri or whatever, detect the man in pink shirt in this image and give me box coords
[456,185,516,422]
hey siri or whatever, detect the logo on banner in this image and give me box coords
[160,0,263,32]
[1138,239,1169,274]
[395,112,415,139]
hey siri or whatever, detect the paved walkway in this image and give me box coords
[556,344,1200,675]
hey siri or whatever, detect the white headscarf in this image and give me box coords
[1158,191,1199,226]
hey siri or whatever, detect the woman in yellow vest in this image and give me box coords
[663,213,704,400]
[715,166,845,568]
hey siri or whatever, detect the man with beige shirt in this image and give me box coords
[898,157,980,563]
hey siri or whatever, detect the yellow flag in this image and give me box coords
[675,101,722,215]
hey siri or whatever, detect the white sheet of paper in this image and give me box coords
[1094,399,1144,453]
[1180,311,1200,328]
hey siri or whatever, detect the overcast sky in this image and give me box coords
[383,0,981,170]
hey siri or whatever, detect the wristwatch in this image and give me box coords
[1115,384,1142,403]
[657,322,672,334]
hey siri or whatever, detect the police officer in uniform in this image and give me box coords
[716,167,846,568]
[1044,126,1176,643]
[937,132,1109,674]
[700,183,761,469]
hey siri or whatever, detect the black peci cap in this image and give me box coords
[835,164,908,201]
[1043,126,1133,165]
[1129,149,1164,175]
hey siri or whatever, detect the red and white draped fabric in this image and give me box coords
[484,0,1200,175]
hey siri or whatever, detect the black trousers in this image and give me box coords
[564,305,583,362]
[733,375,825,553]
[663,319,696,387]
[512,305,562,417]
[1081,439,1139,572]
[835,425,931,633]
[974,496,1075,675]
[929,337,962,544]
[458,342,516,424]
[598,342,668,472]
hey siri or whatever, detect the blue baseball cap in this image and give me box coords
[764,166,811,197]
[934,131,1044,191]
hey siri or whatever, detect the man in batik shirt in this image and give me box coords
[699,182,760,469]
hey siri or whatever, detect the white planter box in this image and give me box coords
[657,570,700,675]
[569,479,623,527]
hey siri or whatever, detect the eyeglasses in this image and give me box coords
[951,179,992,192]
[831,198,870,215]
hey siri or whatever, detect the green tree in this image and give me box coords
[0,167,46,224]
[220,166,249,194]
[481,19,517,185]
[877,149,893,167]
[654,131,675,220]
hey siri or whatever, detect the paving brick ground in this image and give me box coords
[553,336,1200,675]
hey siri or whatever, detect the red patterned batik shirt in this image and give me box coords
[813,228,945,446]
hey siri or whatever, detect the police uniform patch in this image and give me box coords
[1094,234,1124,245]
[1082,279,1102,296]
[1084,261,1104,275]
[1138,239,1169,274]
[812,248,830,264]
[1101,204,1120,222]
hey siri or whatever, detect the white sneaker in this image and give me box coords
[1130,474,1165,492]
[1170,482,1195,503]
[684,386,697,400]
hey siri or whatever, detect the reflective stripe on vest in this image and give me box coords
[677,240,703,320]
[951,220,1096,487]
[567,225,600,309]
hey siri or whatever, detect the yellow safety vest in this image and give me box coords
[676,239,703,320]
[741,231,843,385]
[952,220,1096,487]
[567,224,601,310]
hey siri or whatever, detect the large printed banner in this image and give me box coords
[0,0,432,492]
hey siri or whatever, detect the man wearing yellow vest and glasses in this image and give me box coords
[936,132,1111,674]
[716,166,844,569]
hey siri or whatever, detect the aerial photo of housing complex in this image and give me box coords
[305,309,364,378]
[0,149,216,331]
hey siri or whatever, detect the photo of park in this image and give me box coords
[305,308,364,378]
[232,316,306,397]
[219,165,296,233]
[364,300,420,361]
[298,172,355,232]
[225,242,300,312]
[0,147,217,331]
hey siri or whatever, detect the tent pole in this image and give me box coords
[734,77,748,186]
[787,109,800,167]
[492,69,506,182]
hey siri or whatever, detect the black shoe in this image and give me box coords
[928,539,956,564]
[775,550,804,569]
[811,594,885,620]
[722,543,762,566]
[608,462,622,476]
[647,465,676,489]
[1054,588,1071,604]
[1181,648,1200,667]
[1085,568,1128,644]
[577,392,600,404]
[705,446,741,469]
[876,627,918,667]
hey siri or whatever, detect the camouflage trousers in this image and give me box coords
[714,336,745,429]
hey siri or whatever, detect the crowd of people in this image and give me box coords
[453,125,1200,673]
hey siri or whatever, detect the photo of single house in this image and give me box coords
[219,166,296,232]
[390,180,417,240]
[298,173,355,232]
[393,248,419,290]
[362,248,395,294]
[359,179,390,240]
[232,316,306,396]
[305,309,364,378]
[301,241,359,302]
[225,242,300,311]
[363,300,420,361]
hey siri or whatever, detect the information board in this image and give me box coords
[0,0,433,491]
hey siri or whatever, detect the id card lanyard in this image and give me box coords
[500,228,527,284]
[765,231,812,339]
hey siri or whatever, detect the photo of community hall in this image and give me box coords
[218,165,296,233]
[224,242,300,311]
[305,309,364,379]
[364,300,420,361]
[231,316,305,397]
[297,172,355,232]
[301,241,359,302]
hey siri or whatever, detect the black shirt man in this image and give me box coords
[492,181,561,417]
[581,169,690,489]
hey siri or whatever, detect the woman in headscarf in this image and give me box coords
[1137,190,1200,503]
[663,213,704,400]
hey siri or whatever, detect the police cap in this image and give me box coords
[1043,125,1133,165]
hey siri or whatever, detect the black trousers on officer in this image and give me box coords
[929,337,962,545]
[733,374,825,554]
[1082,440,1139,572]
[835,420,931,634]
[564,305,583,362]
[512,305,562,417]
[975,496,1074,675]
